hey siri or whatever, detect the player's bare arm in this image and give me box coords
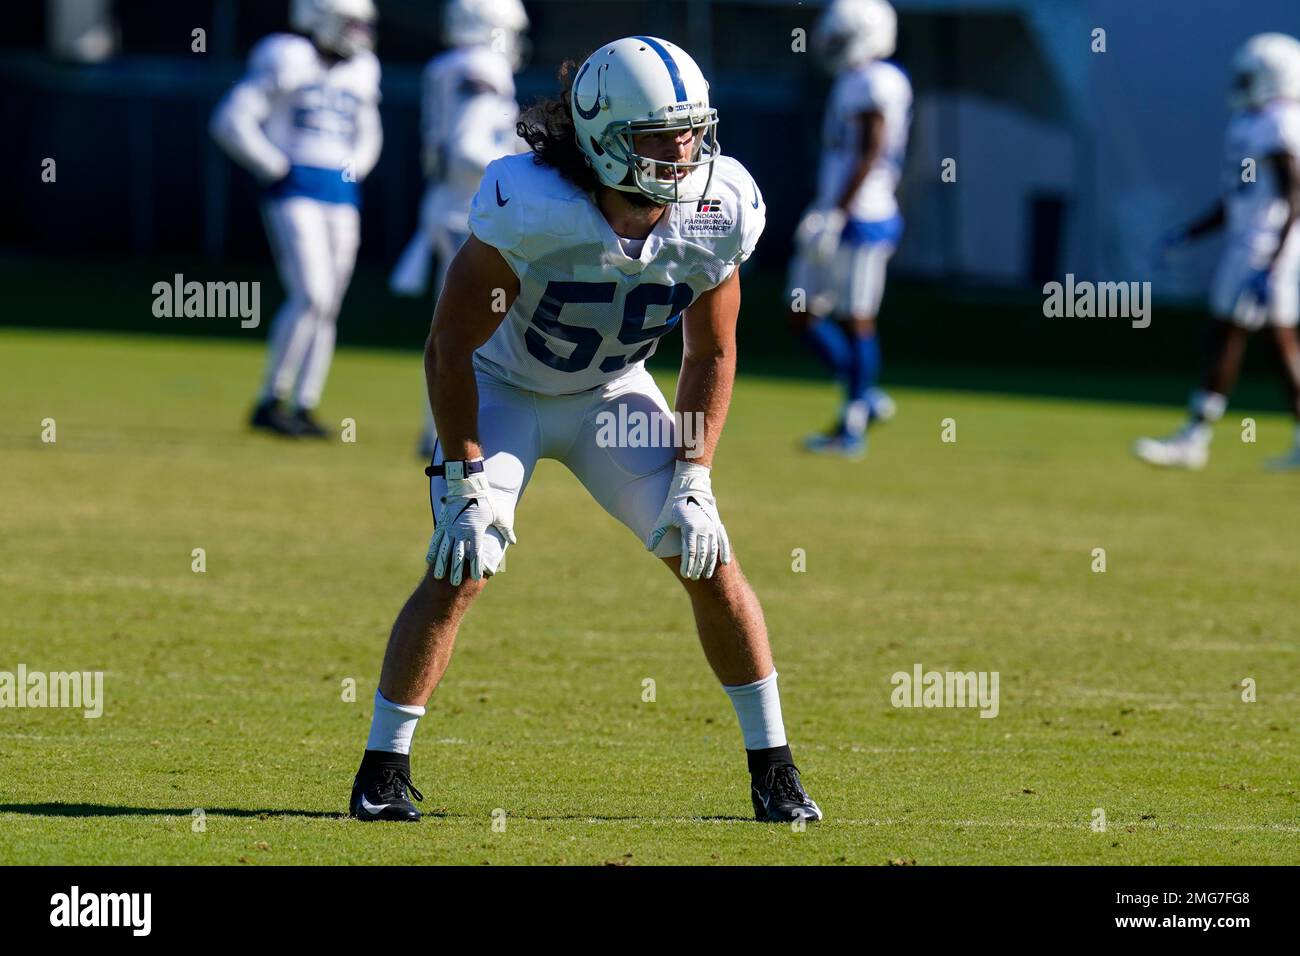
[1262,149,1300,271]
[644,267,744,580]
[789,111,885,273]
[674,266,741,468]
[426,234,518,460]
[642,264,743,581]
[834,109,885,213]
[1226,150,1298,319]
[1181,200,1227,241]
[425,234,520,585]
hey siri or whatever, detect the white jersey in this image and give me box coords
[1221,100,1300,265]
[211,33,382,195]
[420,45,523,230]
[815,59,911,222]
[468,152,765,395]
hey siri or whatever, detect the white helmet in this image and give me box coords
[291,0,376,57]
[443,0,530,71]
[812,0,896,73]
[1230,33,1300,109]
[571,36,719,205]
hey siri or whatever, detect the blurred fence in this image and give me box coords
[2,0,832,272]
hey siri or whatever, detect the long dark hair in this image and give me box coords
[516,57,602,194]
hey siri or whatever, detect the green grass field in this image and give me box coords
[2,327,1297,865]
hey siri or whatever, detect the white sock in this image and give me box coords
[365,690,425,755]
[723,670,788,750]
[843,399,870,438]
[1189,389,1226,423]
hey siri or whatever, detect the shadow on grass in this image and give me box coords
[0,804,748,823]
[519,814,754,822]
[0,803,343,820]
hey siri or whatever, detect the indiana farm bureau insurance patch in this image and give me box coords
[682,198,735,236]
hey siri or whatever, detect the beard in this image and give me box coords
[615,167,673,208]
[622,188,668,209]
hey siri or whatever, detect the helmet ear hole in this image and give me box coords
[589,137,605,157]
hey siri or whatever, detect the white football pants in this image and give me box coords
[425,365,686,573]
[259,197,361,410]
[1210,238,1300,330]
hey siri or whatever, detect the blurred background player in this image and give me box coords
[210,0,382,438]
[1136,33,1300,470]
[390,0,529,458]
[787,0,910,458]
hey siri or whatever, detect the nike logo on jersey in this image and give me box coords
[752,183,760,209]
[495,181,509,206]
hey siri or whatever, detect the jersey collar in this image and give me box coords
[590,199,671,275]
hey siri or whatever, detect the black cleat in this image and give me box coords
[250,399,302,437]
[349,761,424,822]
[291,408,330,439]
[751,763,823,823]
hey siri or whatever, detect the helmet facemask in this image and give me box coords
[600,111,719,205]
[292,0,376,57]
[305,11,374,57]
[1229,34,1300,110]
[493,30,531,71]
[330,15,375,56]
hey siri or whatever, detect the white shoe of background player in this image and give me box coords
[1132,425,1210,470]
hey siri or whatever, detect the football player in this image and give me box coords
[389,0,530,458]
[788,0,910,457]
[210,0,382,438]
[1136,33,1300,470]
[349,37,822,824]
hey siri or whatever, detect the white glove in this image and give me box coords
[429,470,516,585]
[794,206,847,264]
[645,461,731,581]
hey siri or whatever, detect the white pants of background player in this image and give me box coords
[1210,240,1300,329]
[258,197,360,410]
[425,365,685,571]
[787,232,895,319]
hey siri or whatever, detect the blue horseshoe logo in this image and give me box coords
[574,62,605,120]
